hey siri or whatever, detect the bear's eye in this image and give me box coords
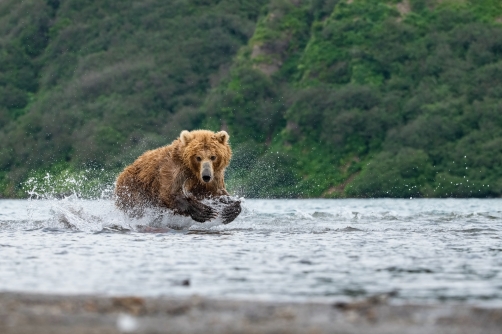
[210,156,216,161]
[196,156,202,162]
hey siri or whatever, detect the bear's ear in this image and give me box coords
[215,131,229,144]
[180,130,193,145]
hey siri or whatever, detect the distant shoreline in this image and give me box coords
[1,292,501,334]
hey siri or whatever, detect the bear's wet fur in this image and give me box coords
[115,130,241,224]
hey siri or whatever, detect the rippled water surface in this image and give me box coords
[1,198,501,305]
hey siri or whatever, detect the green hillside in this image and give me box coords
[1,0,502,198]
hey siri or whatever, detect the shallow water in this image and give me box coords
[0,198,501,305]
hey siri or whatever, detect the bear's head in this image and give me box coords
[179,129,231,184]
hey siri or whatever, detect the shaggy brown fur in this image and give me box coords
[115,130,241,223]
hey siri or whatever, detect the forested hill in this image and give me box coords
[1,0,502,198]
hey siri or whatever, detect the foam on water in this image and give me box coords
[16,189,241,232]
[0,197,501,305]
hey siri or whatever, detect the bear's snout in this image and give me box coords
[201,162,213,183]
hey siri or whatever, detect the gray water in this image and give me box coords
[0,198,501,305]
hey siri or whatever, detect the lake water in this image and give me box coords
[0,198,501,305]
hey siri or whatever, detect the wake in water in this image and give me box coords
[24,173,245,233]
[48,196,244,232]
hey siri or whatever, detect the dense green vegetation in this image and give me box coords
[1,0,502,198]
[0,0,267,196]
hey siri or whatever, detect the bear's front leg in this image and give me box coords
[219,198,242,224]
[173,194,218,223]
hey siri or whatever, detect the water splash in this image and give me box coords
[24,169,114,200]
[23,171,243,232]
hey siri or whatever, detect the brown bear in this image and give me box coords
[115,129,241,224]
